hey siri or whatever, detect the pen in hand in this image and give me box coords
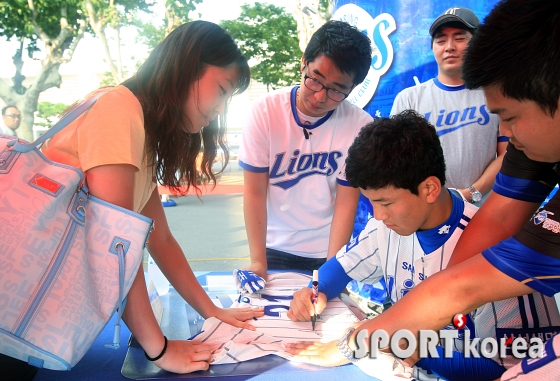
[311,270,318,331]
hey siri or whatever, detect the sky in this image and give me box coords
[0,0,294,77]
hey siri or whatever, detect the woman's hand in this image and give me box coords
[212,306,265,330]
[153,339,212,373]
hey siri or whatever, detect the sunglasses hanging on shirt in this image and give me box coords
[290,86,334,139]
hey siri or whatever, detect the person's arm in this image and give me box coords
[327,184,361,259]
[141,188,264,328]
[87,164,213,373]
[288,257,352,321]
[351,255,536,357]
[287,254,535,366]
[290,215,385,322]
[242,170,269,278]
[457,140,507,199]
[449,143,555,266]
[447,192,540,267]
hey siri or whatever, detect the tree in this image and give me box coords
[35,101,70,127]
[83,0,153,85]
[93,0,203,86]
[293,0,332,52]
[0,0,86,140]
[221,2,300,91]
[0,0,154,141]
[135,0,202,52]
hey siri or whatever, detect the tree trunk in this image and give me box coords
[0,2,85,141]
[294,0,328,53]
[12,62,62,142]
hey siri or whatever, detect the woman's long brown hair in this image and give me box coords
[122,21,250,195]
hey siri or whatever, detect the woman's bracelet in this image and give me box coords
[144,336,168,362]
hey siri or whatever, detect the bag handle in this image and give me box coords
[104,242,127,350]
[6,93,103,153]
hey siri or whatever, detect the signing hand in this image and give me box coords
[285,340,349,367]
[213,306,265,330]
[287,287,327,322]
[153,339,212,373]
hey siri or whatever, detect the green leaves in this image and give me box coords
[221,2,300,90]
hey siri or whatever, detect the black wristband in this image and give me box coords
[144,336,168,362]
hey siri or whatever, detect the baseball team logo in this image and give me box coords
[333,4,396,109]
[533,209,560,233]
[534,210,553,225]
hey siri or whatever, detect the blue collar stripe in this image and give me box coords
[433,77,466,92]
[290,86,334,130]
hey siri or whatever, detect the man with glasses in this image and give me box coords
[236,20,373,284]
[1,106,21,137]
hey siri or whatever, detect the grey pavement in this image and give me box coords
[162,160,249,272]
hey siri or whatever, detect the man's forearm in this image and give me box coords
[471,151,505,195]
[351,255,535,351]
[243,193,268,276]
[327,186,360,259]
[448,193,539,266]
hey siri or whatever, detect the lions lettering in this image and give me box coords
[425,105,491,137]
[270,149,343,190]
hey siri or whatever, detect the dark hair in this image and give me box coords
[463,0,560,116]
[122,21,250,194]
[346,110,446,195]
[2,105,18,115]
[303,20,372,85]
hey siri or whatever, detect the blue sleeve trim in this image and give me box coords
[238,160,269,173]
[482,237,560,297]
[337,178,352,187]
[307,257,352,300]
[493,173,553,203]
[416,346,506,381]
[497,136,509,143]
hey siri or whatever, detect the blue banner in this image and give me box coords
[332,0,500,117]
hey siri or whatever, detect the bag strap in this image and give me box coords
[6,93,102,153]
[104,243,127,350]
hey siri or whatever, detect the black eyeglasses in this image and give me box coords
[303,75,351,102]
[4,114,21,119]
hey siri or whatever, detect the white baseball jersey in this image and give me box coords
[391,78,503,195]
[197,272,361,364]
[336,194,560,379]
[239,86,373,258]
